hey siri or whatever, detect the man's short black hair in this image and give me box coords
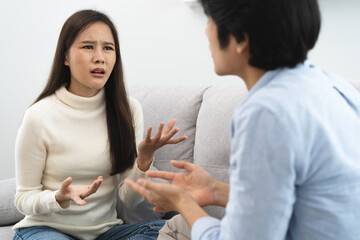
[200,0,321,70]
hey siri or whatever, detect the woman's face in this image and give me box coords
[65,22,116,97]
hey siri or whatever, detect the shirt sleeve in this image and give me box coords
[192,217,221,240]
[192,104,298,240]
[14,107,68,216]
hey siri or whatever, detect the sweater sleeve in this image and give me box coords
[118,97,148,208]
[14,106,68,216]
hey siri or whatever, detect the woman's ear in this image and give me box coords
[64,54,69,66]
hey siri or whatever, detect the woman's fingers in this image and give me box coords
[164,128,179,140]
[166,136,188,144]
[154,122,165,140]
[60,177,72,193]
[72,195,86,206]
[144,119,187,146]
[145,126,153,142]
[80,177,103,198]
[163,118,177,134]
[58,176,103,206]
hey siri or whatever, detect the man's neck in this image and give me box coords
[240,66,266,91]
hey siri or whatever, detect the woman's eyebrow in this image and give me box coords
[104,41,115,46]
[80,40,115,46]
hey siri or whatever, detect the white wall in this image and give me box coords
[1,0,359,180]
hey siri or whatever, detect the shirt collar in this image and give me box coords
[55,85,105,110]
[242,62,306,105]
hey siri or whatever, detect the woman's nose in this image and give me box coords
[93,49,105,64]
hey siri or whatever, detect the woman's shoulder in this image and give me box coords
[23,94,57,123]
[28,94,56,112]
[127,96,142,112]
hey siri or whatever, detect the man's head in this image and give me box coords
[200,0,321,71]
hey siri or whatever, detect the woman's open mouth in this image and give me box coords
[90,68,105,77]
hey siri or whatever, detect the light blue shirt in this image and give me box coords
[192,63,360,240]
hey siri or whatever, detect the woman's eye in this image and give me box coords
[104,46,114,50]
[82,45,93,49]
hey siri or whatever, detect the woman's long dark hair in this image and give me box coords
[34,10,137,175]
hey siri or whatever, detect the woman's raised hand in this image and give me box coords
[55,176,103,206]
[137,118,187,171]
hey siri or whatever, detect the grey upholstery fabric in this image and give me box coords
[128,85,209,172]
[0,178,24,226]
[0,178,23,239]
[194,85,248,180]
[0,226,14,240]
[193,85,248,219]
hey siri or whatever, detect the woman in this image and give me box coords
[13,9,186,240]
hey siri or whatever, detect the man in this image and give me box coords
[126,0,360,239]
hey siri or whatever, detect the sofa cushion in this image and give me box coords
[0,178,24,226]
[128,85,209,171]
[194,85,248,181]
[0,225,14,239]
[193,85,248,219]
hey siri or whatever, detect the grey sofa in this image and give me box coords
[1,82,359,239]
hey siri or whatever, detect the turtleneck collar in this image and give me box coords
[55,86,105,110]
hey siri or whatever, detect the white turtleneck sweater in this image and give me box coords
[13,86,147,239]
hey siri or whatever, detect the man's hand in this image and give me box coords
[147,160,229,207]
[55,176,103,206]
[146,161,216,207]
[125,178,188,212]
[125,177,209,227]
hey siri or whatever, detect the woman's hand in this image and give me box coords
[137,119,187,171]
[55,176,103,206]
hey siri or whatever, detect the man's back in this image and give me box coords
[224,63,360,240]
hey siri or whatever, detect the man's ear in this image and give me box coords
[236,33,249,54]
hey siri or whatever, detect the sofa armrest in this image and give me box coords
[0,178,24,226]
